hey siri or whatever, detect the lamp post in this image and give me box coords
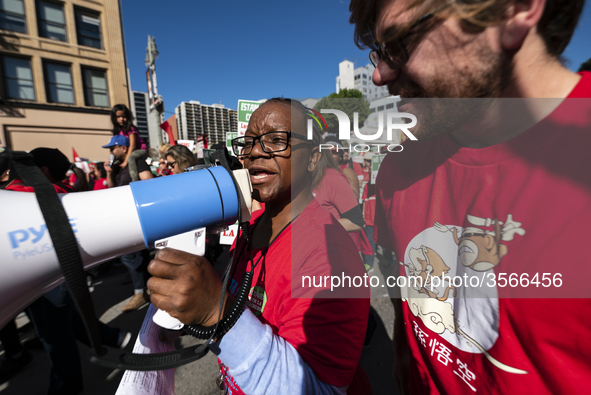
[145,35,165,146]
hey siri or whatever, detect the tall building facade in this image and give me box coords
[0,0,129,161]
[175,101,237,147]
[130,90,159,149]
[336,60,390,100]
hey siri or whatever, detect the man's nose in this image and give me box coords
[249,138,270,158]
[372,60,401,86]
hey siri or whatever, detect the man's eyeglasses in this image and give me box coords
[231,132,310,157]
[167,161,177,169]
[368,4,450,70]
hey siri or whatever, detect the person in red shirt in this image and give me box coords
[350,0,590,394]
[362,181,394,270]
[325,136,363,199]
[5,148,74,193]
[313,137,375,270]
[92,162,108,190]
[148,98,371,394]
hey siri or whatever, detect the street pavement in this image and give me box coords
[0,256,399,395]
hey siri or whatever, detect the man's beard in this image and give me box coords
[393,48,511,141]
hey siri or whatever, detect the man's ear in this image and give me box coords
[308,147,321,172]
[500,0,546,51]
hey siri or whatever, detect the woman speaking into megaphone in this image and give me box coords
[147,99,371,394]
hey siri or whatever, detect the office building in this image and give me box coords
[335,60,390,101]
[175,101,237,147]
[130,90,161,149]
[333,60,401,134]
[0,0,129,161]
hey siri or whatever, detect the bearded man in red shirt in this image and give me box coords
[349,0,591,393]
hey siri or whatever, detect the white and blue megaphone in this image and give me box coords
[0,166,252,329]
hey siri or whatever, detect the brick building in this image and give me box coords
[0,0,129,161]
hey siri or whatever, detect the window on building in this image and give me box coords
[75,8,102,49]
[363,74,367,79]
[2,56,35,100]
[377,106,384,111]
[0,0,26,33]
[370,108,375,113]
[386,103,394,109]
[363,88,367,92]
[37,1,67,41]
[363,81,367,86]
[82,67,109,107]
[43,61,75,104]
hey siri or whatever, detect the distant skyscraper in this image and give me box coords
[130,91,151,147]
[175,101,237,146]
[335,60,390,100]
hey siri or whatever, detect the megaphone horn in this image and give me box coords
[0,166,252,329]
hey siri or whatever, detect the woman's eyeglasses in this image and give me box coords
[231,131,310,157]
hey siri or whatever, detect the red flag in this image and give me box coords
[72,147,81,162]
[160,121,176,146]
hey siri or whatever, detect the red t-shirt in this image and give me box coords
[340,161,363,179]
[362,183,376,227]
[314,168,358,218]
[93,177,108,190]
[222,199,370,394]
[5,179,74,193]
[314,168,373,255]
[374,72,591,394]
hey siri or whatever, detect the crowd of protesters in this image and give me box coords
[2,0,591,393]
[0,100,388,394]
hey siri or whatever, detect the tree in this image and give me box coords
[579,57,591,73]
[313,89,371,136]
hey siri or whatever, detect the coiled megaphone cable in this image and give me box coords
[90,147,257,371]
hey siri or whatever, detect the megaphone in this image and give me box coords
[0,166,252,329]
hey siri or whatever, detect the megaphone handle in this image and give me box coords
[151,228,207,329]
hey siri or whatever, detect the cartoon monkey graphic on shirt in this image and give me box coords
[434,214,526,271]
[402,214,528,375]
[405,245,456,301]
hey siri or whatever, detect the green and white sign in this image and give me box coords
[226,132,238,155]
[371,154,386,184]
[237,100,264,136]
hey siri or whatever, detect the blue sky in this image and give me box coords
[121,0,591,115]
